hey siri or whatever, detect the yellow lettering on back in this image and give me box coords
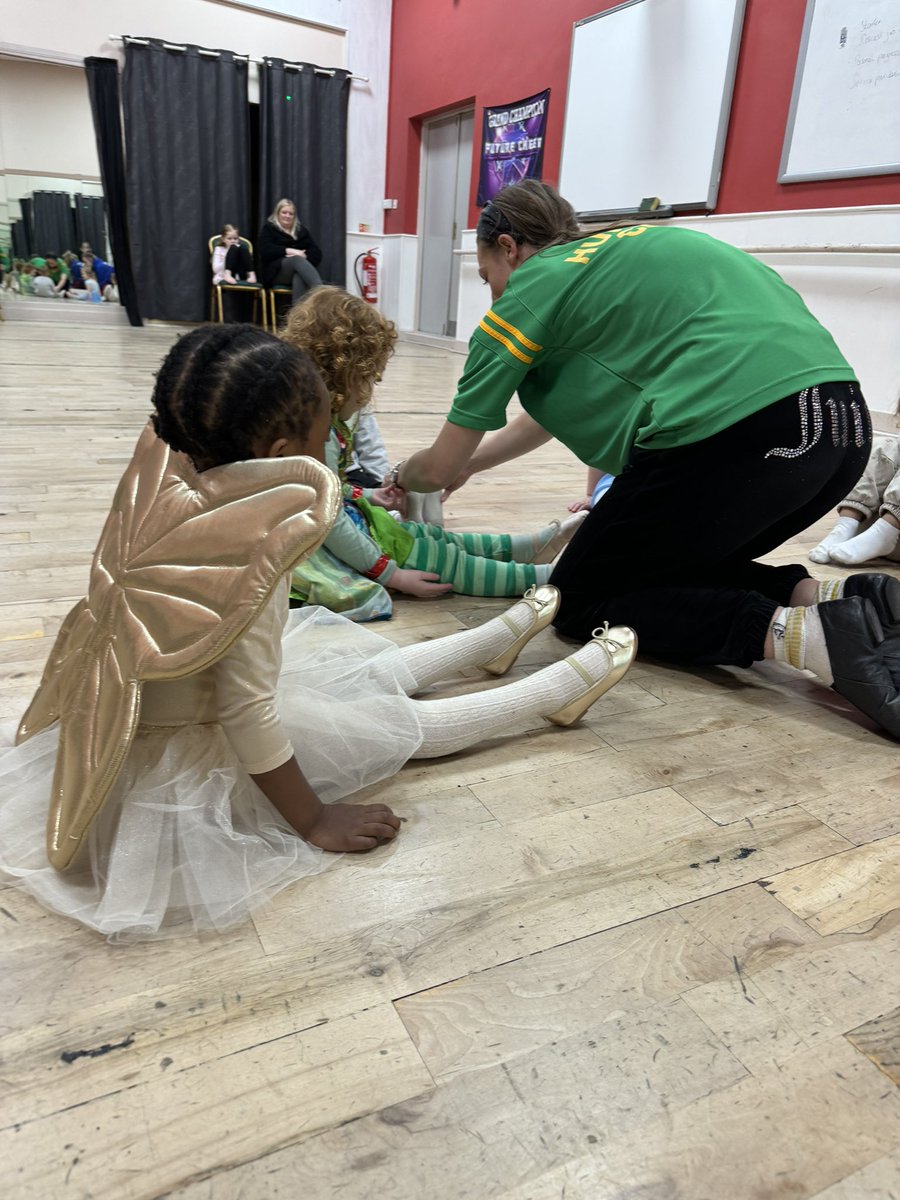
[564,232,612,264]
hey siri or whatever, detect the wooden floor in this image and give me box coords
[1,319,898,1200]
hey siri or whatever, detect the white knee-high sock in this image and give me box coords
[411,639,614,758]
[399,594,545,691]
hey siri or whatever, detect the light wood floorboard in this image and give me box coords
[1,319,898,1199]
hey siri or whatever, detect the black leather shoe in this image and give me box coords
[841,573,900,630]
[819,596,900,739]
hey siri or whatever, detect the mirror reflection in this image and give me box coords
[0,56,115,307]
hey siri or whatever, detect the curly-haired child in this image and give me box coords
[281,287,584,617]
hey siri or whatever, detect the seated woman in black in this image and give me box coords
[259,198,322,304]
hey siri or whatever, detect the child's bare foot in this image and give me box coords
[223,271,237,284]
[305,802,401,852]
[248,272,258,283]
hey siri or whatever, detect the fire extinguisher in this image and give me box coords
[354,249,378,304]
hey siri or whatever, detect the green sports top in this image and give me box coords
[448,226,856,475]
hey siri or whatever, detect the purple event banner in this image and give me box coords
[477,88,550,205]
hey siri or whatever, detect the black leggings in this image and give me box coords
[224,243,254,279]
[550,382,871,666]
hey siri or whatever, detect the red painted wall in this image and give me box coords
[385,0,900,235]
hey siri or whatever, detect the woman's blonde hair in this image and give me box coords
[269,198,299,239]
[281,286,397,414]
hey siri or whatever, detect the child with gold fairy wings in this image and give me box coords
[0,323,637,941]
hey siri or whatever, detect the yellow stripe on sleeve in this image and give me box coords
[485,309,543,352]
[478,320,534,364]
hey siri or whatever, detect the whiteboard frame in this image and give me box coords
[559,0,746,219]
[779,0,900,183]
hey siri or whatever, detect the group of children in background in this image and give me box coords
[2,243,118,304]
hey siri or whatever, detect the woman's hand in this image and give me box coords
[389,568,453,598]
[369,484,407,514]
[285,248,307,259]
[305,802,401,852]
[441,466,474,502]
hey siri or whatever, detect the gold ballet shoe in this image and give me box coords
[532,511,588,565]
[481,584,561,677]
[545,622,638,726]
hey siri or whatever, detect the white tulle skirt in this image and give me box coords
[0,608,423,942]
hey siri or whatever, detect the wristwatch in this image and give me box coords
[389,460,406,487]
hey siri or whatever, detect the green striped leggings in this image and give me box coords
[400,522,550,596]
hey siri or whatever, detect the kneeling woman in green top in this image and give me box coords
[394,180,900,738]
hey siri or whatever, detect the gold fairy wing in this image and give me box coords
[17,423,341,869]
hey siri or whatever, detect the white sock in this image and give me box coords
[411,639,615,758]
[808,515,861,564]
[399,594,541,691]
[770,605,833,686]
[830,518,900,566]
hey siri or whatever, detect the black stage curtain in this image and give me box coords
[85,56,142,326]
[18,198,34,257]
[31,192,76,256]
[10,219,30,260]
[123,40,249,322]
[75,194,108,260]
[259,61,350,287]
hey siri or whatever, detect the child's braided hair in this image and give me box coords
[150,324,327,470]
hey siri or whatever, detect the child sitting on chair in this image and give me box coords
[212,225,257,285]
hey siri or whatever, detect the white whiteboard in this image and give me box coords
[779,0,900,182]
[559,0,746,216]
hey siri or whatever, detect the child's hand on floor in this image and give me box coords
[389,568,453,598]
[305,802,401,852]
[568,495,592,513]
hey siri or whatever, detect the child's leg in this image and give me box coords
[410,625,636,757]
[399,587,557,689]
[829,449,900,564]
[403,534,550,596]
[831,512,900,564]
[810,440,899,562]
[402,521,516,561]
[402,512,586,566]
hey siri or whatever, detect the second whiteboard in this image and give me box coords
[559,0,746,216]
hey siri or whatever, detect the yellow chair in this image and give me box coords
[208,235,265,329]
[267,284,293,329]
